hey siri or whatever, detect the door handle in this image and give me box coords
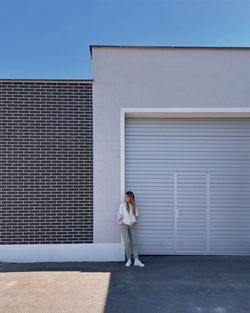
[176,209,180,219]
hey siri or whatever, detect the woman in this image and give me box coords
[117,191,145,267]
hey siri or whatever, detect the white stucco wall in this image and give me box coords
[92,46,250,243]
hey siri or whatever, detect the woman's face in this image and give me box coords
[124,194,130,203]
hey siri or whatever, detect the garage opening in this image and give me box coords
[125,117,250,255]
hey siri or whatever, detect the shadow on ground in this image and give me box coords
[1,256,250,313]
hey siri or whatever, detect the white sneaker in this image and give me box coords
[134,259,145,267]
[125,259,132,267]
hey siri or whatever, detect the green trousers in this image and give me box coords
[120,223,139,260]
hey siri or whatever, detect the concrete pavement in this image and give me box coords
[1,256,250,313]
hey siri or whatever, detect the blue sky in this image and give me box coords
[1,0,250,79]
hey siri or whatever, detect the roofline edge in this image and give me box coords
[89,44,250,56]
[0,79,93,82]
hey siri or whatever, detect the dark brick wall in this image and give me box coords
[0,80,93,244]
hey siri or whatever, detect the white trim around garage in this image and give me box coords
[120,108,126,202]
[123,107,250,118]
[120,107,250,256]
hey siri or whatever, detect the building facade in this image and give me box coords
[1,46,250,262]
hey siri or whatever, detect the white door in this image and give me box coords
[175,172,208,253]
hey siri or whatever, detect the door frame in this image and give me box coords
[120,107,250,251]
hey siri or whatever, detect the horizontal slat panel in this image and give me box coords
[125,117,250,255]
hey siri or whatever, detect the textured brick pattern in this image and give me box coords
[0,80,93,244]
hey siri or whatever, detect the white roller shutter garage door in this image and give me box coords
[125,118,250,255]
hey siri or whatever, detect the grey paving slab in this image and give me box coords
[1,256,250,313]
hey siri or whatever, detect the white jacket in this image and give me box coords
[117,201,139,225]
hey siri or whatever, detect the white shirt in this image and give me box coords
[118,202,139,225]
